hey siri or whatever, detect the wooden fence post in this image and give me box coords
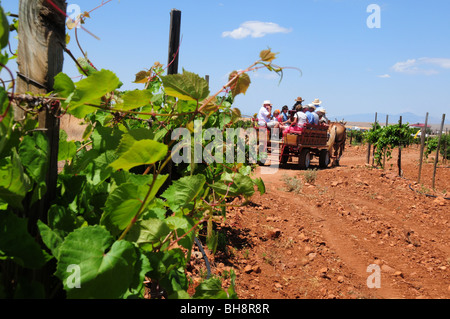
[371,112,377,166]
[167,9,181,75]
[366,112,376,165]
[444,128,448,165]
[15,0,67,299]
[159,9,181,197]
[17,0,67,224]
[383,115,389,168]
[432,114,446,189]
[398,116,402,176]
[417,112,429,184]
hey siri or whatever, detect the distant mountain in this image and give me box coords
[330,112,447,125]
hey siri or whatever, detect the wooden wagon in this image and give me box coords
[279,124,331,169]
[257,123,331,169]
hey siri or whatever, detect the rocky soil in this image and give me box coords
[188,143,450,299]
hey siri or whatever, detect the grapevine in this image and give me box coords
[364,122,416,167]
[425,134,450,160]
[0,4,281,299]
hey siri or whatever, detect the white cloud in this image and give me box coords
[377,74,391,78]
[392,57,450,75]
[222,21,292,39]
[423,57,450,69]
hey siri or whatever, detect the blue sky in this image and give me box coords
[2,0,449,123]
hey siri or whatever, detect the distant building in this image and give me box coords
[409,123,431,129]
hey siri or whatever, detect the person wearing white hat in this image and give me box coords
[257,100,279,129]
[305,104,318,125]
[316,108,329,124]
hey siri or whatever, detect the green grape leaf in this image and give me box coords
[91,125,124,152]
[109,133,168,172]
[146,249,188,295]
[228,71,251,98]
[18,132,49,183]
[0,7,9,49]
[253,177,266,195]
[162,70,210,101]
[161,175,206,212]
[193,277,229,299]
[55,226,136,299]
[37,220,64,259]
[123,249,151,298]
[232,174,255,197]
[58,138,77,162]
[53,73,75,98]
[87,150,118,186]
[0,87,13,156]
[210,173,255,198]
[101,174,168,235]
[0,150,31,210]
[124,219,171,251]
[68,69,121,119]
[0,211,50,269]
[165,215,195,250]
[117,89,153,111]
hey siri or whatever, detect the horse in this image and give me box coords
[327,122,347,166]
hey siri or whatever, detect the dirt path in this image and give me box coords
[189,143,450,299]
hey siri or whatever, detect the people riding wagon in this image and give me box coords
[254,96,342,169]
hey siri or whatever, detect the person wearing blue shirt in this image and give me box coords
[311,99,324,125]
[280,105,290,124]
[305,104,316,124]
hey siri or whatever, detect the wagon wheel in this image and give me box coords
[298,148,311,170]
[319,149,330,168]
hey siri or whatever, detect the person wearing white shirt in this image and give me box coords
[293,105,308,126]
[283,104,308,135]
[257,100,279,129]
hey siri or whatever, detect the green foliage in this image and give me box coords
[0,11,278,298]
[425,134,450,160]
[0,7,9,50]
[162,69,210,101]
[364,122,416,167]
[0,211,51,269]
[348,129,364,145]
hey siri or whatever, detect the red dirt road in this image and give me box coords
[191,143,450,299]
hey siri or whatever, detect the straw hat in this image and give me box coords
[295,97,305,103]
[312,98,322,106]
[316,108,326,114]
